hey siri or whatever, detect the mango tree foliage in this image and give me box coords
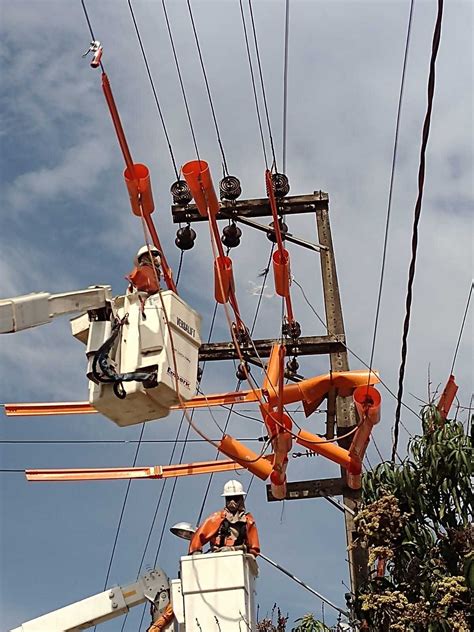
[354,405,473,631]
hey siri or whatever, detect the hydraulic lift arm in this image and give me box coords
[0,286,112,334]
[10,568,170,632]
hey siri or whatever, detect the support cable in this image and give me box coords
[393,0,444,462]
[248,0,279,170]
[367,0,414,382]
[449,281,473,376]
[186,0,230,175]
[127,0,180,179]
[239,0,269,167]
[161,0,201,160]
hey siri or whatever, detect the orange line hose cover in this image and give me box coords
[124,163,155,216]
[218,435,273,480]
[272,249,291,298]
[296,429,361,475]
[182,160,219,217]
[272,370,380,414]
[263,344,284,393]
[214,256,235,304]
[437,374,458,420]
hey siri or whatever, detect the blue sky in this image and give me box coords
[1,1,472,630]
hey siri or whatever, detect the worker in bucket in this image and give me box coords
[127,245,162,295]
[188,479,260,557]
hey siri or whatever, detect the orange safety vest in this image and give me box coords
[188,509,260,556]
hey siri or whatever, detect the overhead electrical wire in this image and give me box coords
[239,0,269,167]
[195,246,275,526]
[122,302,220,631]
[393,0,444,462]
[100,423,146,597]
[449,280,473,376]
[161,0,201,160]
[127,0,180,179]
[282,0,290,173]
[247,0,279,170]
[80,0,105,71]
[293,277,416,438]
[186,0,230,175]
[0,437,263,445]
[366,0,415,382]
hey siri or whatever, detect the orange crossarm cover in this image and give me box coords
[188,509,260,556]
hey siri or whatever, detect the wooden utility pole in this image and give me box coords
[172,190,368,594]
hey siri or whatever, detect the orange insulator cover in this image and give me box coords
[270,469,287,500]
[296,429,361,475]
[214,256,234,304]
[218,435,273,480]
[272,249,291,298]
[347,472,362,490]
[124,163,155,216]
[353,385,381,425]
[182,160,220,217]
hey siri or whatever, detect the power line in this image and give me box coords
[0,437,263,445]
[248,0,278,170]
[161,0,200,160]
[293,277,416,436]
[449,281,473,376]
[366,0,414,380]
[125,303,219,631]
[393,0,444,462]
[80,0,105,72]
[127,0,180,179]
[186,0,229,175]
[100,423,146,598]
[282,0,290,173]
[239,0,268,167]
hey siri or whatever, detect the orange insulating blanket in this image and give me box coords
[188,510,260,556]
[127,265,160,294]
[147,603,174,632]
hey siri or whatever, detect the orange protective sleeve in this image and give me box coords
[188,511,224,554]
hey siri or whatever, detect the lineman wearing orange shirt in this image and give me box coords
[127,245,162,295]
[189,480,260,557]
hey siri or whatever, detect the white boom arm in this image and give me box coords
[10,568,169,631]
[0,286,112,334]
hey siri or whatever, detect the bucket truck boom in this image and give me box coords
[10,568,170,631]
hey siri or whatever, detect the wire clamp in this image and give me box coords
[82,40,103,68]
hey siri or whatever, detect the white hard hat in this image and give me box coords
[135,245,161,263]
[221,479,247,497]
